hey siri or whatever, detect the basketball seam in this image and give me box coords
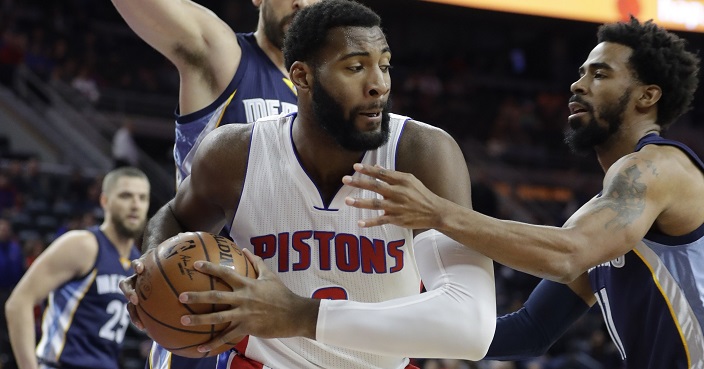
[137,303,224,334]
[154,237,200,315]
[194,232,219,338]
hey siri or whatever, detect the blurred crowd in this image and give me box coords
[1,0,704,369]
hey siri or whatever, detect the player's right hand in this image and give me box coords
[119,255,148,331]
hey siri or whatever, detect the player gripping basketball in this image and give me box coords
[134,232,255,358]
[120,1,496,369]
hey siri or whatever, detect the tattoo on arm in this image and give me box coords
[593,164,647,230]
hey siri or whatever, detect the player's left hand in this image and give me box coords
[342,163,448,230]
[119,252,151,331]
[179,249,320,353]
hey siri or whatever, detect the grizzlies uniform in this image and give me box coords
[589,134,704,369]
[173,32,298,184]
[151,32,297,369]
[36,227,139,369]
[217,113,420,369]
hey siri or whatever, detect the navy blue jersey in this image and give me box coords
[152,32,296,369]
[173,32,298,184]
[36,226,140,369]
[588,134,704,369]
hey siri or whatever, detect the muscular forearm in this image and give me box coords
[438,204,584,282]
[141,202,186,253]
[6,300,39,369]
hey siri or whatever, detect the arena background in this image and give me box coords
[0,0,702,368]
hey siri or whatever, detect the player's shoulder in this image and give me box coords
[612,142,694,175]
[192,122,254,181]
[204,122,255,152]
[396,116,464,174]
[54,229,97,246]
[46,230,100,261]
[399,116,458,150]
[606,144,695,193]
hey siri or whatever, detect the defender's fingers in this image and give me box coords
[356,216,389,228]
[352,163,394,181]
[342,174,390,196]
[344,196,387,210]
[352,163,401,183]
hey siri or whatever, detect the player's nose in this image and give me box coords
[293,0,314,10]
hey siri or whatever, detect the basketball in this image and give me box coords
[134,231,256,358]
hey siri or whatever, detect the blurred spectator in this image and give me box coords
[70,63,100,103]
[0,218,24,286]
[0,28,26,87]
[54,213,83,239]
[22,236,44,268]
[59,167,89,202]
[0,217,24,369]
[23,27,54,80]
[0,173,17,214]
[73,179,102,220]
[6,159,24,190]
[22,157,54,201]
[112,121,139,168]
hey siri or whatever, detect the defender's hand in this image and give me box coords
[342,163,448,229]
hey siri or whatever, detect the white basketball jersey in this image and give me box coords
[229,113,419,369]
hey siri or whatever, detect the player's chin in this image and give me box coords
[124,223,146,237]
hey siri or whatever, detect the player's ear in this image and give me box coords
[251,0,263,8]
[99,193,108,208]
[290,61,312,91]
[636,84,661,109]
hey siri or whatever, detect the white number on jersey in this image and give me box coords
[99,299,130,344]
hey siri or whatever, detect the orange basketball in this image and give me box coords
[134,231,256,358]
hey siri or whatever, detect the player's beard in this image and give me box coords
[312,78,391,151]
[113,213,146,240]
[262,1,296,50]
[564,88,631,155]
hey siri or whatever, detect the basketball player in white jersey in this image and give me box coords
[121,1,496,368]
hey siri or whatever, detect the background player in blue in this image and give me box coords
[109,1,320,367]
[5,167,150,369]
[110,0,320,184]
[343,17,704,369]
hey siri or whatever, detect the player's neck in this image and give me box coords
[595,124,660,173]
[100,223,135,258]
[254,30,287,76]
[291,114,366,196]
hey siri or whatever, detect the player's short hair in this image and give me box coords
[283,0,382,70]
[597,16,700,127]
[102,167,149,195]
